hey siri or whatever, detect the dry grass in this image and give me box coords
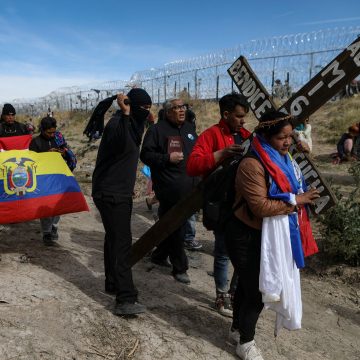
[311,96,360,145]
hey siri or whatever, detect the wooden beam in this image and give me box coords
[227,37,360,213]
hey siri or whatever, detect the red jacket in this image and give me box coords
[186,119,251,177]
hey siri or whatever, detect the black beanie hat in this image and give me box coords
[2,103,16,115]
[127,88,152,107]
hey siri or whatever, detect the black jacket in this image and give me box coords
[140,118,198,202]
[92,110,143,200]
[0,121,29,137]
[29,134,59,153]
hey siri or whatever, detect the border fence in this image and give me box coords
[5,26,360,115]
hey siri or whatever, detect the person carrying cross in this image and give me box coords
[225,110,319,360]
[187,93,251,317]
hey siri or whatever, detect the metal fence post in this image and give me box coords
[194,70,198,99]
[309,52,314,80]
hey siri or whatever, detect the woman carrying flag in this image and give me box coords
[29,116,77,246]
[225,111,320,360]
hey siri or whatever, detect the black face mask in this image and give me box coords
[131,106,150,121]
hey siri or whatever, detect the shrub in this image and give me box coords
[318,162,360,266]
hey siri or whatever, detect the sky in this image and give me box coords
[0,0,360,102]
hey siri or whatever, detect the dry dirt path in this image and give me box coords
[0,197,359,360]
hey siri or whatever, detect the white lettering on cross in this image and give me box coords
[310,179,321,188]
[239,68,253,91]
[231,65,248,87]
[243,80,257,96]
[249,91,266,110]
[304,169,318,181]
[228,59,242,75]
[347,40,360,66]
[292,152,305,162]
[255,100,272,118]
[308,81,324,96]
[314,196,330,214]
[298,159,308,169]
[355,52,360,66]
[231,63,251,89]
[321,60,346,88]
[302,165,312,175]
[290,96,309,116]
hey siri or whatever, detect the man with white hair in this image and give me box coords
[140,98,198,285]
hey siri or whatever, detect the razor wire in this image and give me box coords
[6,26,360,115]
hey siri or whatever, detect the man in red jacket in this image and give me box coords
[187,93,251,317]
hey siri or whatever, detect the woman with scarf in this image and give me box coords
[225,111,320,360]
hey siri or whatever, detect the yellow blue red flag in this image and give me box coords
[0,150,89,224]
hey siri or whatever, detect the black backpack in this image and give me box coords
[202,152,266,232]
[202,155,243,232]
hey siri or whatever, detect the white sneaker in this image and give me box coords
[228,327,240,346]
[236,340,264,360]
[215,292,233,317]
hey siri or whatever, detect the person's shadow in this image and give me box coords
[0,201,236,355]
[0,219,114,310]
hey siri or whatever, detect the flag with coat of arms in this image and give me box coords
[0,135,88,224]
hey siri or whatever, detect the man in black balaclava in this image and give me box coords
[0,103,29,137]
[92,88,152,316]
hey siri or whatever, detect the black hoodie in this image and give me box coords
[92,110,145,200]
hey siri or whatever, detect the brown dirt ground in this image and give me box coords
[1,98,359,359]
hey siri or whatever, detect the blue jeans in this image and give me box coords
[214,230,237,294]
[184,214,196,242]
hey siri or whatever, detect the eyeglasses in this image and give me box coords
[171,105,186,111]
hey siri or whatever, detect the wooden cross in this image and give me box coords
[228,36,360,214]
[130,36,360,266]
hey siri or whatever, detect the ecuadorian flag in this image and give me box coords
[0,135,32,151]
[0,150,89,224]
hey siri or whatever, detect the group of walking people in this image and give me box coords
[91,88,320,360]
[1,83,342,359]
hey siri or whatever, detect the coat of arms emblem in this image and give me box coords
[0,157,37,196]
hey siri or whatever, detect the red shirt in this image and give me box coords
[186,119,251,177]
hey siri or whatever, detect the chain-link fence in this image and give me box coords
[6,26,360,115]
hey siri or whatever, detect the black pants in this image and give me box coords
[94,196,138,304]
[151,197,188,274]
[224,215,264,343]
